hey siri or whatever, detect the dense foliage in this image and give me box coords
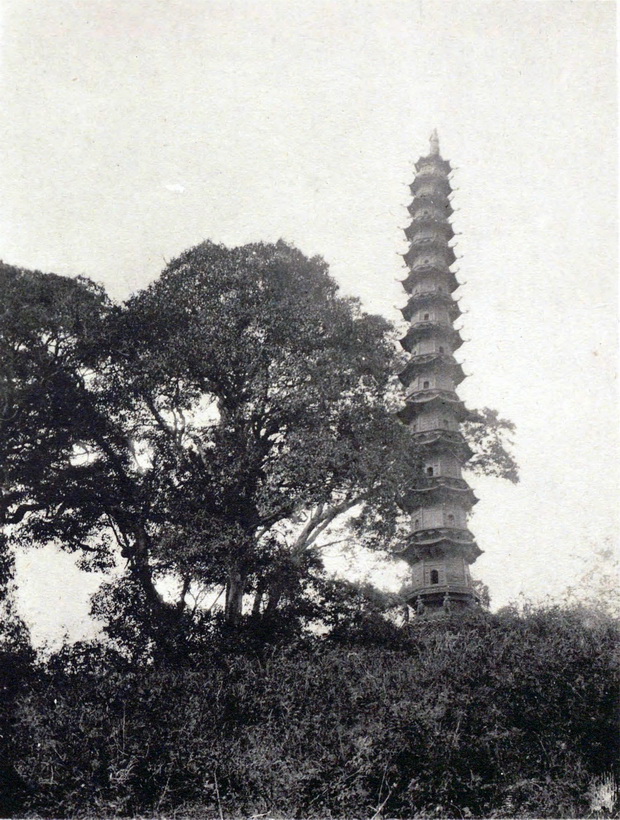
[7,603,618,819]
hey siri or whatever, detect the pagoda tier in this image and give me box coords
[404,218,453,243]
[410,429,474,463]
[396,131,481,614]
[401,266,460,294]
[397,543,481,610]
[407,194,453,219]
[403,241,456,270]
[414,149,451,175]
[402,477,478,511]
[400,324,463,353]
[396,533,481,564]
[398,354,466,388]
[410,173,451,197]
[397,391,471,425]
[401,292,461,323]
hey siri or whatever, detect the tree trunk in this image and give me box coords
[225,568,247,626]
[252,581,266,616]
[265,579,284,615]
[131,527,167,617]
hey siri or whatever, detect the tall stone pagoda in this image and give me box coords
[396,130,482,613]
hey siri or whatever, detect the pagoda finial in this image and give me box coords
[429,129,440,156]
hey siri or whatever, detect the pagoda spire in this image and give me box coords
[395,136,481,614]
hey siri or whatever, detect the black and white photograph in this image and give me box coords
[0,1,617,817]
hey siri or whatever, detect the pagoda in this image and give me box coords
[395,131,481,613]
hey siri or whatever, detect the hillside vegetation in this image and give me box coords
[3,602,617,819]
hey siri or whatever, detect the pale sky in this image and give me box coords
[1,0,617,645]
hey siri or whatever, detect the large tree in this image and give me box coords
[1,243,516,646]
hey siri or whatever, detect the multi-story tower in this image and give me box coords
[396,131,481,613]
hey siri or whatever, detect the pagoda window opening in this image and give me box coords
[426,466,434,476]
[430,569,439,585]
[447,513,455,525]
[424,313,430,320]
[423,380,430,389]
[414,518,420,529]
[439,345,445,353]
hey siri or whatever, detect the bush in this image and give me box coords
[11,603,619,818]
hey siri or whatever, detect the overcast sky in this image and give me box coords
[2,0,616,645]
